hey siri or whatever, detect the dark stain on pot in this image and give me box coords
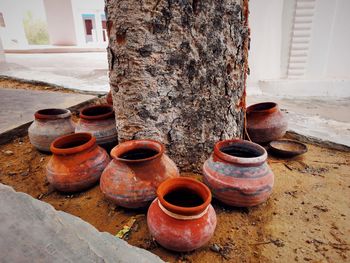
[164,188,204,207]
[119,148,158,160]
[220,145,262,158]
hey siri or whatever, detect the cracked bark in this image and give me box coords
[105,0,249,172]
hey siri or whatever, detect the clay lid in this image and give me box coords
[214,139,267,166]
[157,177,212,216]
[247,102,278,114]
[50,133,96,155]
[79,104,114,120]
[110,139,164,163]
[34,108,71,120]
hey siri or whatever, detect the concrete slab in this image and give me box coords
[0,53,109,92]
[0,88,95,134]
[248,95,350,148]
[0,183,164,263]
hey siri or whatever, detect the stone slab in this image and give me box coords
[0,183,164,263]
[0,88,95,134]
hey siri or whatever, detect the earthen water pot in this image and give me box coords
[28,108,75,152]
[47,133,110,192]
[100,139,179,208]
[147,177,217,252]
[106,91,113,105]
[246,102,288,144]
[75,104,117,151]
[203,139,274,207]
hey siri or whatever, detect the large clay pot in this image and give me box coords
[246,102,288,144]
[147,177,217,252]
[47,133,110,192]
[203,139,274,207]
[75,104,117,150]
[100,139,179,208]
[28,108,75,152]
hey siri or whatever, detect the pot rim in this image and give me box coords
[246,102,278,114]
[50,132,96,155]
[79,104,114,120]
[110,139,165,163]
[214,139,267,165]
[34,108,71,120]
[157,177,212,216]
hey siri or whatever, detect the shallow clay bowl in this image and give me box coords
[268,139,307,158]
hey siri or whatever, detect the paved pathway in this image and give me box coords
[0,88,95,134]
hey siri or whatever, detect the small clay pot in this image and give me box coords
[75,104,117,151]
[147,177,217,252]
[246,102,288,144]
[106,91,113,105]
[46,133,110,192]
[100,139,179,208]
[203,139,274,207]
[28,108,75,152]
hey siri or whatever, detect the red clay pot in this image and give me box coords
[100,139,179,208]
[246,102,288,144]
[28,108,75,152]
[46,133,110,192]
[147,177,217,252]
[203,139,274,207]
[106,91,113,105]
[75,104,117,150]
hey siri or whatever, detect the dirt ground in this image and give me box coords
[0,133,349,262]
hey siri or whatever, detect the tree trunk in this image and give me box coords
[105,0,249,172]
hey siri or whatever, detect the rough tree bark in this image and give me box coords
[105,0,249,171]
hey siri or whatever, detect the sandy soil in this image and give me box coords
[0,134,349,262]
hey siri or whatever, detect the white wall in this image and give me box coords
[0,0,29,49]
[43,0,77,45]
[247,0,284,89]
[70,0,106,47]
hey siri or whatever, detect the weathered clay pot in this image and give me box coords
[47,133,110,192]
[28,108,75,152]
[147,177,217,252]
[203,139,274,207]
[75,104,117,150]
[106,91,113,105]
[246,102,288,144]
[100,139,179,208]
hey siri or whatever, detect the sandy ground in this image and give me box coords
[0,134,349,262]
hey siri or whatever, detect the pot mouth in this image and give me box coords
[157,177,212,216]
[35,108,71,120]
[80,104,114,120]
[214,139,267,165]
[111,139,164,163]
[50,132,96,155]
[247,102,277,113]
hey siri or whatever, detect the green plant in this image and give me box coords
[23,11,49,45]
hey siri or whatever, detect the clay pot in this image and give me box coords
[100,139,179,208]
[106,91,113,105]
[28,108,75,152]
[246,102,288,144]
[147,177,217,252]
[75,104,117,150]
[203,139,274,207]
[46,133,110,192]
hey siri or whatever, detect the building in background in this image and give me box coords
[248,0,350,97]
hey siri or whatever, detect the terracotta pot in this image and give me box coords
[100,139,179,208]
[47,133,110,192]
[75,104,117,150]
[28,108,75,152]
[246,102,288,144]
[147,177,216,252]
[203,139,274,207]
[106,91,113,105]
